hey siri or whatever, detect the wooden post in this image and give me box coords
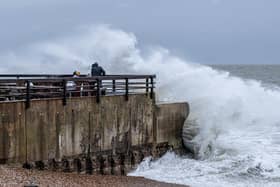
[125,78,129,101]
[146,78,149,96]
[112,79,116,93]
[63,79,67,106]
[150,77,154,99]
[25,80,30,109]
[96,79,100,103]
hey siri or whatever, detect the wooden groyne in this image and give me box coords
[0,74,189,175]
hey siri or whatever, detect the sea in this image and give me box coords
[129,64,280,187]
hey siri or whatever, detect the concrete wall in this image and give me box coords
[0,94,154,164]
[0,94,189,174]
[156,102,189,149]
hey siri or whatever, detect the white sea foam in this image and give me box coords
[2,25,280,187]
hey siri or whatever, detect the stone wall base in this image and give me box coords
[23,142,171,175]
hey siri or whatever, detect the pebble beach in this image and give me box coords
[0,165,188,187]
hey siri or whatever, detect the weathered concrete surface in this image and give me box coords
[0,94,189,174]
[0,102,26,164]
[156,102,189,149]
[0,95,154,163]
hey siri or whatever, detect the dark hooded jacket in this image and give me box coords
[91,63,106,76]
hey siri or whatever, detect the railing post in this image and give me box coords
[25,80,30,109]
[112,79,116,93]
[125,78,129,101]
[96,79,100,103]
[150,77,154,99]
[146,78,149,96]
[63,79,67,106]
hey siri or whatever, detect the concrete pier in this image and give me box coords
[0,94,189,174]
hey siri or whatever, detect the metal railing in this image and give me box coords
[0,74,156,108]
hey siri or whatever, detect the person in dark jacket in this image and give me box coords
[91,62,106,95]
[91,62,106,76]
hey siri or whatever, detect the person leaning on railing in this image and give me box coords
[91,62,106,76]
[66,70,80,97]
[90,62,106,95]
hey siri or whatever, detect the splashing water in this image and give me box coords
[2,25,280,186]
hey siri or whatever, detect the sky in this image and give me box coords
[1,0,280,64]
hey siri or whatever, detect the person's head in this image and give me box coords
[73,71,80,76]
[92,62,98,68]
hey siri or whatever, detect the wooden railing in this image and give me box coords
[0,74,156,108]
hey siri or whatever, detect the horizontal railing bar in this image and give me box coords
[0,74,156,80]
[31,92,63,95]
[0,74,88,78]
[0,86,63,89]
[0,83,17,85]
[0,86,155,91]
[0,93,26,97]
[102,85,155,88]
[30,88,63,91]
[101,82,153,85]
[31,85,63,88]
[0,87,26,90]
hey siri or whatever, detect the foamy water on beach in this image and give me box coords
[2,26,280,187]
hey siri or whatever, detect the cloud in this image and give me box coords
[211,0,222,5]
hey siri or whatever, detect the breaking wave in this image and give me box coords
[2,25,280,186]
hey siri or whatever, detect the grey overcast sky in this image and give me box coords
[1,0,280,64]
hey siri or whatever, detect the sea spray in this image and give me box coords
[2,25,280,186]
